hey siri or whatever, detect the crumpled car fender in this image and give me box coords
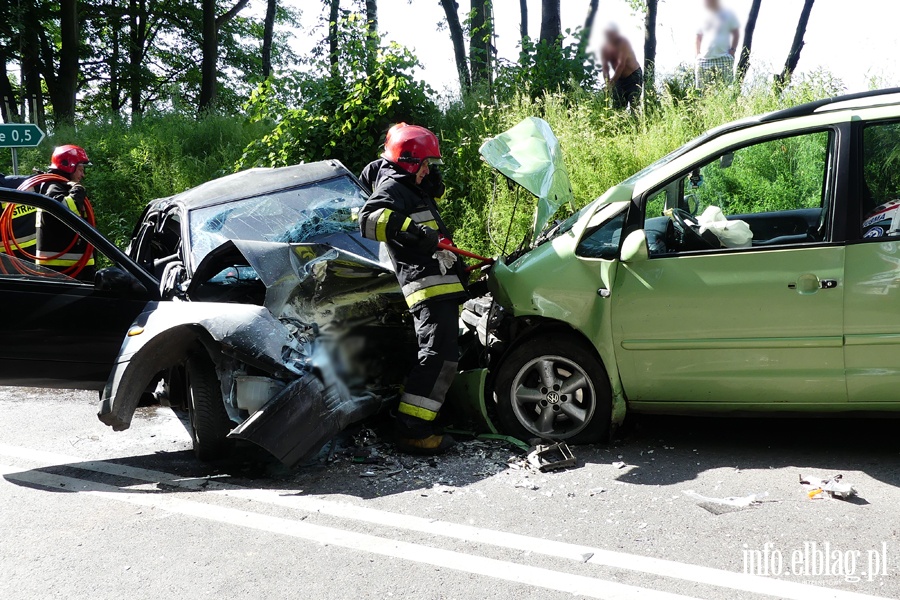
[98,301,300,431]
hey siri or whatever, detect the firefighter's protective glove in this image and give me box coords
[415,226,440,255]
[396,224,439,255]
[434,249,457,275]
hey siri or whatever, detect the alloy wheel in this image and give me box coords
[509,354,596,439]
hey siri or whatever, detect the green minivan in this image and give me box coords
[463,88,900,443]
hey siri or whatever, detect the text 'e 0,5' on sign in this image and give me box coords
[0,124,45,148]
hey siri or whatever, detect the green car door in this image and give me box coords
[844,120,900,404]
[611,128,849,407]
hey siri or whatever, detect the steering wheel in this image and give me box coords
[669,207,718,250]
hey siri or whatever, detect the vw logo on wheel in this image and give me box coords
[546,391,561,404]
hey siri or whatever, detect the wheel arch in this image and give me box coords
[98,302,299,432]
[98,324,221,431]
[490,315,627,430]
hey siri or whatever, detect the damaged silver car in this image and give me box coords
[100,161,416,465]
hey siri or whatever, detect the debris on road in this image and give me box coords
[515,480,540,490]
[526,442,577,472]
[683,490,768,515]
[444,429,532,453]
[351,428,383,464]
[612,461,627,469]
[800,473,858,500]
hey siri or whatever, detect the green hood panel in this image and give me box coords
[479,117,575,242]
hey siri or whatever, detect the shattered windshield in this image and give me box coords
[188,176,367,269]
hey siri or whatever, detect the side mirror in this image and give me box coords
[95,266,147,296]
[620,230,649,263]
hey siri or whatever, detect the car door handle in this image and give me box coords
[788,274,838,294]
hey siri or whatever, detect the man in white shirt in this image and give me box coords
[695,0,740,89]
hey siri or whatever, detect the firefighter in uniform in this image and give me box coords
[359,124,466,454]
[35,145,94,280]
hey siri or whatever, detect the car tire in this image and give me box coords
[494,335,611,444]
[186,352,233,461]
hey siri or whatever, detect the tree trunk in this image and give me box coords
[737,0,762,82]
[519,0,528,43]
[21,29,46,128]
[469,1,491,85]
[643,0,658,94]
[262,0,277,78]
[577,0,599,59]
[199,0,249,112]
[439,0,471,92]
[199,0,218,111]
[777,0,815,86]
[364,0,377,75]
[110,22,121,113]
[0,48,19,123]
[365,0,378,31]
[539,0,561,47]
[55,0,79,124]
[128,0,144,117]
[328,0,340,76]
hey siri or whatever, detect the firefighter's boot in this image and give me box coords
[393,412,456,455]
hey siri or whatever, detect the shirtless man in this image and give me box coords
[601,23,642,110]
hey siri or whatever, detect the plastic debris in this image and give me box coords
[612,461,627,469]
[527,442,577,472]
[515,481,540,491]
[443,429,532,453]
[683,490,768,515]
[800,474,858,500]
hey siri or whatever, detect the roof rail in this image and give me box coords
[759,87,900,123]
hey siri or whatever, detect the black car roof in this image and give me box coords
[154,160,354,211]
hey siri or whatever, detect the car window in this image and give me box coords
[576,212,627,259]
[860,121,900,240]
[642,130,832,256]
[188,175,367,269]
[0,198,113,284]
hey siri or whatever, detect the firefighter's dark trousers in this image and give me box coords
[398,299,459,421]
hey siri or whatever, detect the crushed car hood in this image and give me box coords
[479,117,575,243]
[189,233,402,326]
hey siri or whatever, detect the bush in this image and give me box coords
[237,15,437,175]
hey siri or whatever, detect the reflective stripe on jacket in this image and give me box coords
[358,164,466,309]
[34,182,94,268]
[0,203,37,253]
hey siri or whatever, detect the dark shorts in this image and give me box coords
[613,68,643,109]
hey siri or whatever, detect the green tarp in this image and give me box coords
[479,117,575,243]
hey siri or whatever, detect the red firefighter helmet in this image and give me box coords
[382,123,443,174]
[50,145,91,175]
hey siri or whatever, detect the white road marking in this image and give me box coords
[0,443,888,600]
[0,463,696,600]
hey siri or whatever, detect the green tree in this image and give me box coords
[239,15,436,174]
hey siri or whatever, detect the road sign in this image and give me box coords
[0,124,45,148]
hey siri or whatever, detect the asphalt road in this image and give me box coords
[1,387,898,600]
